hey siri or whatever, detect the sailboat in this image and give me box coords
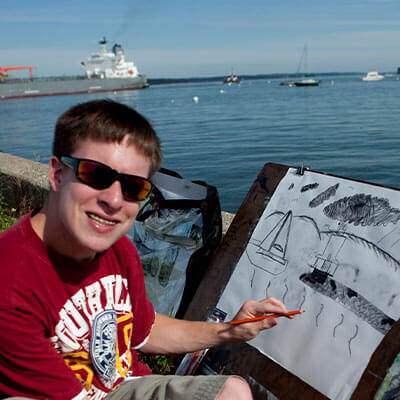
[223,69,241,84]
[294,44,320,87]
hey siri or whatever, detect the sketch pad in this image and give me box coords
[184,163,400,400]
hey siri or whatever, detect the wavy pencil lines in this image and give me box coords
[265,280,271,297]
[316,304,324,327]
[299,287,306,309]
[333,313,344,337]
[250,269,256,288]
[282,279,289,304]
[348,324,359,357]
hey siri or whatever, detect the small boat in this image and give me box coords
[294,78,320,87]
[294,45,320,87]
[362,71,384,81]
[224,72,240,84]
[280,80,295,87]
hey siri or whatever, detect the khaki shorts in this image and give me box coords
[105,374,230,400]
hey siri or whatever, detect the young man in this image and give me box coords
[0,100,290,400]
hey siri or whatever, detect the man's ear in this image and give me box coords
[49,156,64,192]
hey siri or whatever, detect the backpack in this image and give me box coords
[128,168,222,318]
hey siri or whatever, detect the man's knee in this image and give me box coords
[217,376,253,400]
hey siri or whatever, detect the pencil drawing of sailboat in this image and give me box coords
[246,211,293,275]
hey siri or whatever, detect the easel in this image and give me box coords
[183,163,400,400]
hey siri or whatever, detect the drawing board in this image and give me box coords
[184,163,400,400]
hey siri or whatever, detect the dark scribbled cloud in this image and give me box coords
[323,194,400,226]
[309,183,340,208]
[301,183,319,192]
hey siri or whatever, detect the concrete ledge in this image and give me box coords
[221,210,235,235]
[0,152,235,233]
[0,152,49,213]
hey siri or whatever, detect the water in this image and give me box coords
[0,74,399,213]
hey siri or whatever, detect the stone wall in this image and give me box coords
[0,152,49,214]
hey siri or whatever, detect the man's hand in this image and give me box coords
[227,297,290,342]
[142,297,290,355]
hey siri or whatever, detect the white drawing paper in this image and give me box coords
[217,168,400,400]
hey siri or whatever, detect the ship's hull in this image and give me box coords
[0,75,149,100]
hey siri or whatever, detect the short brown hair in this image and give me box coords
[53,99,162,176]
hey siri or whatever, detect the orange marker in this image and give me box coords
[229,310,304,325]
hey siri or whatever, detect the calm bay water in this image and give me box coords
[0,74,399,213]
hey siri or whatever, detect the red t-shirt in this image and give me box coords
[0,212,155,400]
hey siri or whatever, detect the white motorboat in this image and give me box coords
[362,71,384,81]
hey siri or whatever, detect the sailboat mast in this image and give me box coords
[296,44,308,76]
[304,44,308,76]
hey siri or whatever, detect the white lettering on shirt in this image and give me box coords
[52,275,131,352]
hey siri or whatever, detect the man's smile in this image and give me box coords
[87,212,119,226]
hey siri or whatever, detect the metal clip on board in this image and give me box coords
[296,162,309,176]
[296,162,305,176]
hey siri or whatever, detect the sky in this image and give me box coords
[1,0,399,78]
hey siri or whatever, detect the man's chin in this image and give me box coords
[85,236,121,255]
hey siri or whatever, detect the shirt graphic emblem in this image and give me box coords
[90,310,117,382]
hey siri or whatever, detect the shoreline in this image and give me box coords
[2,71,368,87]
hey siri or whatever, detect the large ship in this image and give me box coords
[0,37,149,100]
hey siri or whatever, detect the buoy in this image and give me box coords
[192,96,199,103]
[219,90,225,94]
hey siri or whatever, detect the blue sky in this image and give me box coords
[1,0,399,78]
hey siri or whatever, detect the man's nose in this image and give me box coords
[98,180,124,210]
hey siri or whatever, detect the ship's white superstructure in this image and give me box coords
[82,37,141,79]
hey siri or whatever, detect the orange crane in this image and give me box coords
[0,66,36,80]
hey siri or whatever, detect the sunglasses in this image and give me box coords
[60,156,153,202]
